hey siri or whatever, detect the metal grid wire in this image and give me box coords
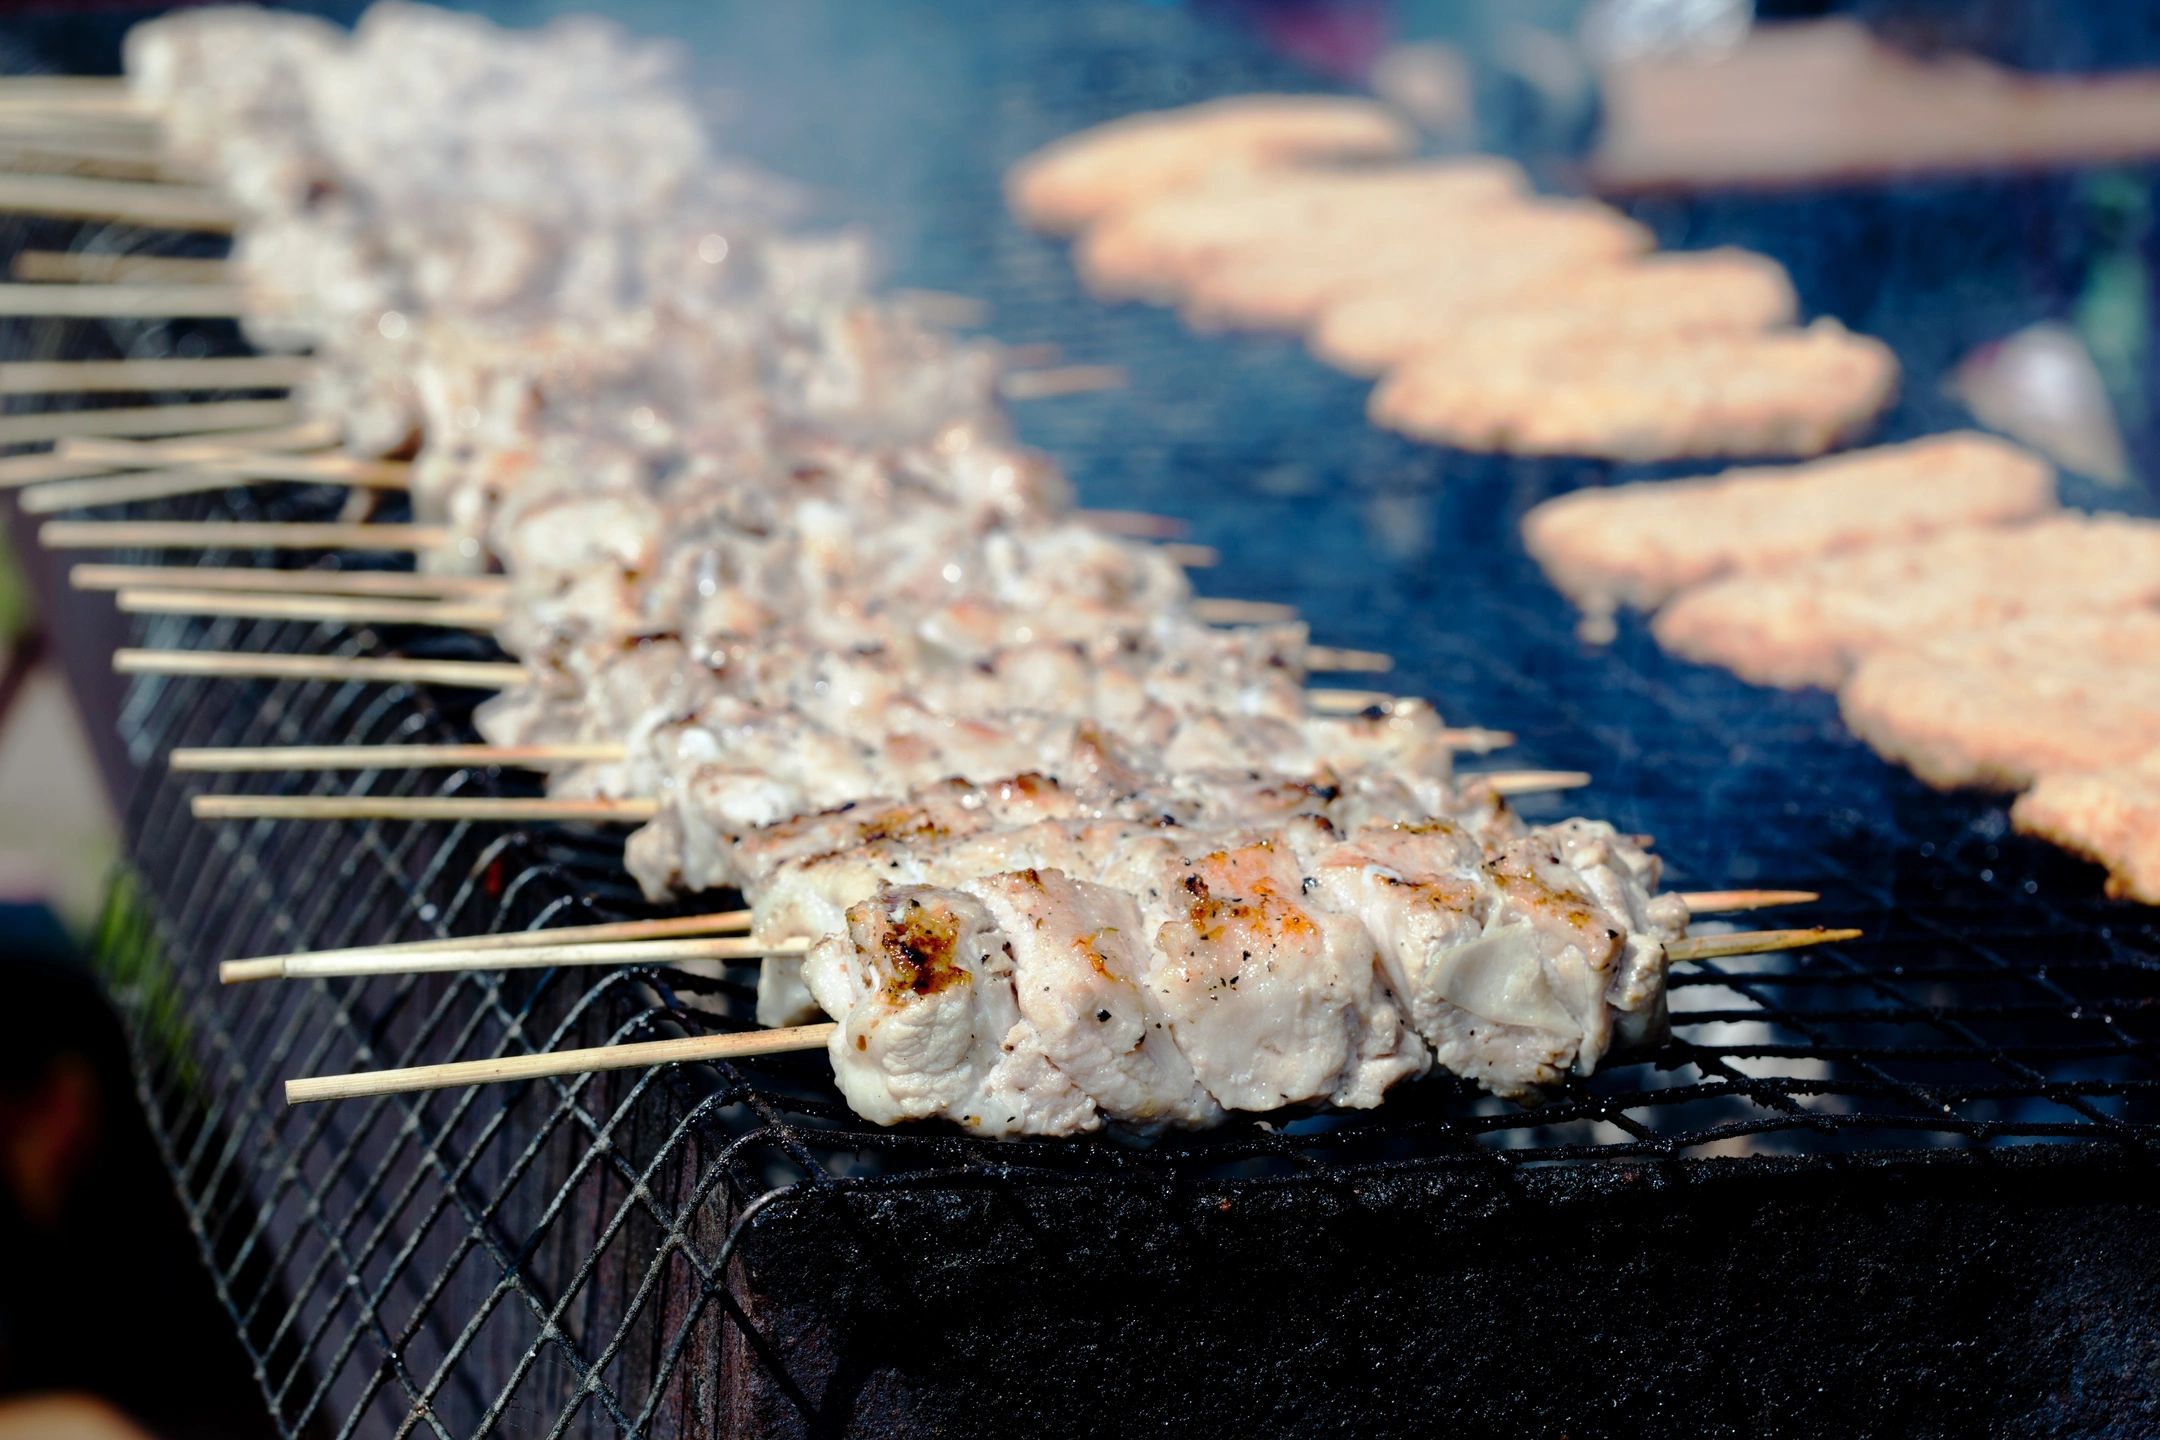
[4,0,2157,1434]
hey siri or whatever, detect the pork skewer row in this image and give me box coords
[180,767,1580,819]
[218,886,1819,981]
[278,923,1865,1113]
[109,587,1392,673]
[73,563,1308,630]
[36,517,1220,569]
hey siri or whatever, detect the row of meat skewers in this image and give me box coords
[0,5,1849,1136]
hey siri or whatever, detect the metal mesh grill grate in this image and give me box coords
[5,1,2157,1434]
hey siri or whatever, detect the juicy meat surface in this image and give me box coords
[2012,754,2160,905]
[1004,94,1415,235]
[1370,320,1897,461]
[1074,160,1526,302]
[805,887,1099,1137]
[1838,613,2160,789]
[1522,432,2057,620]
[1311,247,1798,376]
[1654,513,2160,689]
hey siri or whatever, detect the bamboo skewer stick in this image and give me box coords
[1469,769,1590,797]
[0,418,338,487]
[42,518,442,550]
[115,588,506,627]
[58,439,411,487]
[0,146,171,182]
[1078,508,1187,540]
[1666,927,1863,963]
[172,741,623,773]
[0,279,246,316]
[70,563,506,598]
[11,251,230,285]
[21,466,288,514]
[1191,598,1297,625]
[1304,646,1390,673]
[0,174,234,231]
[1159,542,1216,568]
[1678,889,1818,913]
[247,933,796,980]
[0,354,307,394]
[0,397,297,448]
[0,81,144,115]
[115,648,525,688]
[191,794,659,823]
[285,920,1868,1104]
[285,1023,839,1104]
[1000,364,1127,401]
[218,908,755,983]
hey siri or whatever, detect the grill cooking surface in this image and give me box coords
[15,1,2159,1435]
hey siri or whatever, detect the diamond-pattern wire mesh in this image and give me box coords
[4,0,2159,1434]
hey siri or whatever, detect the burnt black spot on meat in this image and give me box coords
[879,899,971,1000]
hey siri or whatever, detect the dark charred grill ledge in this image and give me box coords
[7,2,2159,1436]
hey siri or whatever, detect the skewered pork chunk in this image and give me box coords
[802,811,1677,1131]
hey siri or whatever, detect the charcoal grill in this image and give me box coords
[5,2,2157,1435]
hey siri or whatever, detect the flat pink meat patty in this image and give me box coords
[1175,199,1652,332]
[1838,614,2160,789]
[2013,755,2160,905]
[1652,512,2160,689]
[1310,247,1798,376]
[1369,319,1896,461]
[1005,95,1416,235]
[1074,159,1526,303]
[1521,432,2056,619]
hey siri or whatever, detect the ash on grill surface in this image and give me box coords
[5,2,2157,1436]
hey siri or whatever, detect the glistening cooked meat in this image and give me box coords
[2012,754,2160,904]
[1522,433,2057,623]
[1073,160,1526,302]
[1370,319,1897,462]
[1838,614,2160,789]
[1004,94,1417,235]
[1653,513,2160,689]
[801,812,1681,1134]
[1310,247,1798,377]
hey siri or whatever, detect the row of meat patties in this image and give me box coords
[119,4,1710,1137]
[1006,94,1900,462]
[1524,432,2160,904]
